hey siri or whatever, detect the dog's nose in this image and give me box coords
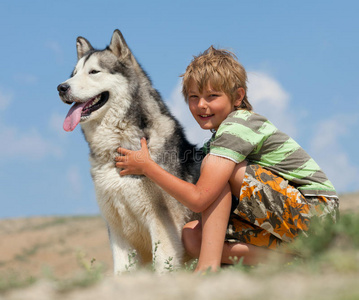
[57,83,70,93]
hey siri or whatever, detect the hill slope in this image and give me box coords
[1,192,359,299]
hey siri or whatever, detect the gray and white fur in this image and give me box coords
[57,30,201,274]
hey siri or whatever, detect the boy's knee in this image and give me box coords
[182,220,201,258]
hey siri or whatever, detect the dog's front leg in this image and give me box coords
[150,221,184,273]
[107,225,137,275]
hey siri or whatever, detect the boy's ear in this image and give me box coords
[234,88,245,107]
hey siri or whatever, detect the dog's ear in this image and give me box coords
[76,37,93,60]
[109,29,131,59]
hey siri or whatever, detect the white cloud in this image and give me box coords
[0,84,66,161]
[309,115,359,193]
[247,71,289,108]
[13,73,38,85]
[0,85,63,160]
[247,71,297,137]
[310,118,347,152]
[0,89,12,111]
[0,125,63,161]
[45,40,64,64]
[49,112,67,137]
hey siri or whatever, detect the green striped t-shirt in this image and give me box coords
[203,110,337,197]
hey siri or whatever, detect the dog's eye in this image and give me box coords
[89,70,100,75]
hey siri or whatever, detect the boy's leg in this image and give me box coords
[182,160,249,272]
[195,183,232,272]
[183,220,273,266]
[221,241,272,265]
[183,162,314,268]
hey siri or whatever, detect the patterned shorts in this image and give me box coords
[225,163,339,249]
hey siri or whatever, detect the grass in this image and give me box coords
[125,250,138,272]
[0,251,105,294]
[286,212,359,270]
[55,251,105,292]
[14,242,49,262]
[0,272,37,293]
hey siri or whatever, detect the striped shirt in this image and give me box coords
[203,110,337,197]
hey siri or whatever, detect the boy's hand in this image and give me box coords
[115,138,152,176]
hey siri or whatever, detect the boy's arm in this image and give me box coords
[115,138,236,213]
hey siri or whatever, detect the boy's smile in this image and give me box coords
[187,81,242,131]
[199,114,214,119]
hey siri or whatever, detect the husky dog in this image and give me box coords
[57,30,201,274]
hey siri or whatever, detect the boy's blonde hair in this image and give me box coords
[181,46,252,111]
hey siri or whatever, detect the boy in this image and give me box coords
[115,46,339,272]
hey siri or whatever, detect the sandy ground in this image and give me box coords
[0,216,112,279]
[1,191,359,299]
[3,270,359,300]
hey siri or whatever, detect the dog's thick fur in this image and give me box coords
[57,30,201,274]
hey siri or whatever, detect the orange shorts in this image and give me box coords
[225,163,339,249]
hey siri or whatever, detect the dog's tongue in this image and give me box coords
[63,102,87,132]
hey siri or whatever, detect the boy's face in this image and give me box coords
[187,80,240,131]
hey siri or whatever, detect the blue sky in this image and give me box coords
[0,0,358,218]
